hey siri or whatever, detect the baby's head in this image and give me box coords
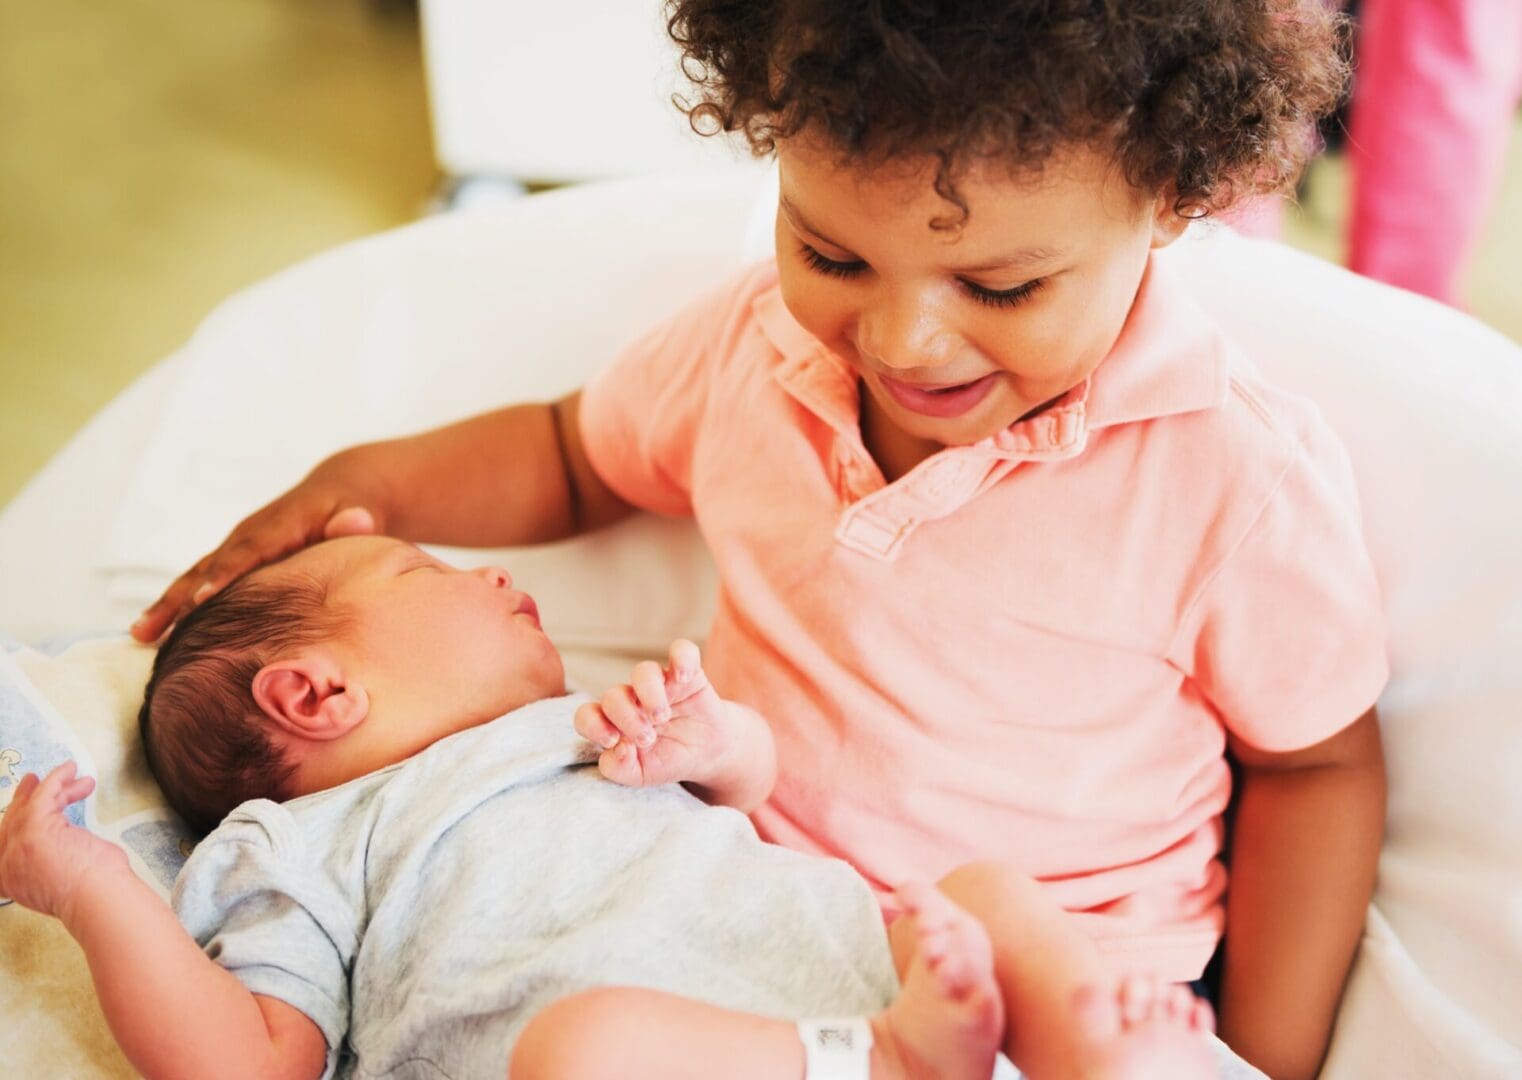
[140,536,564,832]
[668,1,1347,447]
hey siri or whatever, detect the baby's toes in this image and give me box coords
[1118,974,1159,1028]
[1189,997,1216,1032]
[895,880,953,924]
[1070,981,1123,1043]
[1160,984,1198,1025]
[920,931,976,994]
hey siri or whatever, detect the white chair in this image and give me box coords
[2,169,1519,1078]
[419,0,757,201]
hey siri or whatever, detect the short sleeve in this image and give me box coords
[1166,418,1390,752]
[172,801,358,1079]
[580,264,773,517]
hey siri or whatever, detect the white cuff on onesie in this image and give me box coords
[797,1017,873,1080]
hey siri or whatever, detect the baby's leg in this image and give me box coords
[510,987,809,1079]
[895,863,1215,1080]
[509,914,1004,1080]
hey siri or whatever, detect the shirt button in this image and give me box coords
[926,461,961,498]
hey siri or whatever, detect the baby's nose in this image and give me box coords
[475,566,512,588]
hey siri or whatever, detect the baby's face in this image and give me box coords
[264,536,565,767]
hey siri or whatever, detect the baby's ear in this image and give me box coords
[252,654,369,742]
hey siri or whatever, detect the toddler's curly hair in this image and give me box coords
[667,0,1348,222]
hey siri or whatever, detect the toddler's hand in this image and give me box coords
[131,463,383,644]
[575,639,737,790]
[0,762,127,923]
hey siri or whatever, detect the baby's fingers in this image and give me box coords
[5,772,41,814]
[601,685,657,750]
[666,639,702,685]
[39,762,93,810]
[629,661,670,723]
[596,741,643,787]
[60,775,96,806]
[38,761,78,797]
[574,702,621,751]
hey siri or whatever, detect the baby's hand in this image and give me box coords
[0,762,127,923]
[575,639,737,790]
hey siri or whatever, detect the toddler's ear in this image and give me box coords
[1147,189,1193,250]
[252,655,369,741]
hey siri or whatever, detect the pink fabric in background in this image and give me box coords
[1348,0,1522,305]
[1224,0,1522,306]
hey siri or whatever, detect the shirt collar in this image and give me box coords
[751,255,1231,457]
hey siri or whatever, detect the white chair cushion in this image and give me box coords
[0,171,1517,1077]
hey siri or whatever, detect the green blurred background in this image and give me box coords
[2,0,1519,506]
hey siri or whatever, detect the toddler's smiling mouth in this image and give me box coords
[876,372,999,418]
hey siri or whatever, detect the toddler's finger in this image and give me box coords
[196,536,275,600]
[601,685,656,749]
[574,702,621,751]
[133,559,211,641]
[323,505,377,539]
[629,661,669,723]
[130,598,174,643]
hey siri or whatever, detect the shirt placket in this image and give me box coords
[774,349,1091,561]
[835,453,1021,560]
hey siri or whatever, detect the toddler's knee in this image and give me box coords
[510,988,639,1079]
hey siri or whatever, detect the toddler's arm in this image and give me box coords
[575,639,778,813]
[1216,707,1386,1080]
[0,763,326,1080]
[134,391,633,642]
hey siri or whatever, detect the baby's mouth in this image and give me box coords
[514,596,541,628]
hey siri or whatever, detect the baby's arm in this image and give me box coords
[0,764,325,1080]
[1217,707,1386,1080]
[575,639,777,812]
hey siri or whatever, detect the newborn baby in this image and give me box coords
[0,536,1217,1080]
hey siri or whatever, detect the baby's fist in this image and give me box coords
[575,639,735,789]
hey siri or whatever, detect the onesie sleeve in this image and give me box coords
[172,800,358,1079]
[579,263,776,517]
[1165,416,1390,752]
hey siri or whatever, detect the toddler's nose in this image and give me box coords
[856,289,957,372]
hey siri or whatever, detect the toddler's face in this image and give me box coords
[268,536,565,763]
[773,137,1185,451]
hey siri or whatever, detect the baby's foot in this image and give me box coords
[1069,975,1217,1080]
[872,882,1005,1080]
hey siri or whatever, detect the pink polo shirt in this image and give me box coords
[579,258,1388,980]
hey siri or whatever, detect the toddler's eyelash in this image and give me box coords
[799,244,866,279]
[962,277,1046,309]
[798,243,1046,310]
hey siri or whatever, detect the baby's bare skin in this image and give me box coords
[876,882,1216,1080]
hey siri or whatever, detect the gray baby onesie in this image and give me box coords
[173,693,898,1079]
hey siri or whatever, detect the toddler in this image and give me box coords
[132,4,1389,1075]
[1,536,1219,1080]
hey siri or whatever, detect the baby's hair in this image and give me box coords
[138,570,345,834]
[668,0,1349,224]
